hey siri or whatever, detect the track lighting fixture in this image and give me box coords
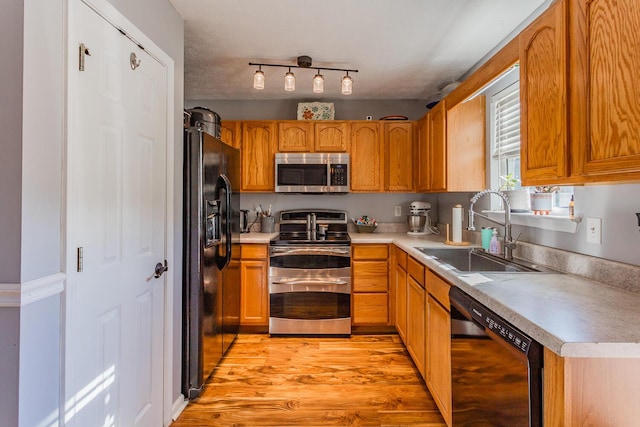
[253,65,265,90]
[284,68,295,91]
[341,72,353,95]
[249,55,358,95]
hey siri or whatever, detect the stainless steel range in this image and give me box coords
[269,209,351,335]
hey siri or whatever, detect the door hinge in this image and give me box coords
[79,43,91,71]
[77,247,83,272]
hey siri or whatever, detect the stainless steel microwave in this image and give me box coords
[275,153,349,193]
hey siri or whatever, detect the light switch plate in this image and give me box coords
[394,205,401,217]
[586,217,602,244]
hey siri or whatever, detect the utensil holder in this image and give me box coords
[260,216,275,233]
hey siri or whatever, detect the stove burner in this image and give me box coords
[270,209,350,246]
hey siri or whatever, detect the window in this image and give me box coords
[492,82,521,189]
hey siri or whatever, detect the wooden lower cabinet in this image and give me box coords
[239,244,268,326]
[544,348,640,426]
[352,244,389,326]
[425,269,452,427]
[393,247,408,342]
[407,275,426,377]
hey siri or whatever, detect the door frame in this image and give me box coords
[64,0,177,424]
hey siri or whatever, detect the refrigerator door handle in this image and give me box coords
[215,174,233,270]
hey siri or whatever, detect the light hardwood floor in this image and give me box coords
[172,334,446,426]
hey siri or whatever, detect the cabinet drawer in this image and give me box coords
[241,244,268,260]
[395,247,408,270]
[353,293,388,324]
[352,244,389,260]
[407,256,425,287]
[353,261,388,292]
[426,270,450,309]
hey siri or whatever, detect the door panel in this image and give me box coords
[66,3,168,426]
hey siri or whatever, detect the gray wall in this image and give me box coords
[186,99,429,121]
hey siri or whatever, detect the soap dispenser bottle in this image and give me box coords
[489,229,501,255]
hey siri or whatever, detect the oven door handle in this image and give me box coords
[270,247,350,256]
[271,278,349,286]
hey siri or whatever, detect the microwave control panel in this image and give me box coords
[330,164,348,186]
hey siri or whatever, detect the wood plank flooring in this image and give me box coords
[171,334,447,426]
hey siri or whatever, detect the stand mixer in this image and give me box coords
[407,201,434,235]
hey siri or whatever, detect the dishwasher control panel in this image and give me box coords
[470,304,532,354]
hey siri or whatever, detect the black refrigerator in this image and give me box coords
[182,113,241,399]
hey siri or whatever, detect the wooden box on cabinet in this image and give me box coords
[240,244,268,326]
[352,244,389,326]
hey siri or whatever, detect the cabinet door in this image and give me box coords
[428,101,447,192]
[415,116,430,192]
[352,293,388,325]
[353,261,388,292]
[278,121,312,152]
[520,0,569,184]
[427,295,452,426]
[241,121,276,191]
[220,120,241,149]
[240,259,268,326]
[384,122,414,191]
[407,276,426,377]
[350,122,384,192]
[446,96,486,191]
[314,121,348,152]
[570,0,640,181]
[394,263,407,343]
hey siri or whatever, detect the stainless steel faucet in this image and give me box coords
[468,189,516,260]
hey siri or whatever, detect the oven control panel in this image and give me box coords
[470,305,532,354]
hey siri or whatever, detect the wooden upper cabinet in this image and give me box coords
[220,120,241,149]
[569,0,640,182]
[241,121,276,192]
[314,121,348,152]
[350,122,384,192]
[384,121,414,191]
[446,95,486,191]
[520,0,569,185]
[415,116,430,192]
[277,121,312,152]
[428,101,447,192]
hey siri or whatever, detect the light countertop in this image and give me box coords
[240,231,640,358]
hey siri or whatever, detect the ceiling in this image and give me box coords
[170,0,549,101]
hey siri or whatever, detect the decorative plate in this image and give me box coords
[297,102,335,120]
[379,115,408,120]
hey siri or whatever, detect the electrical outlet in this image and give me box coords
[394,205,401,217]
[586,217,602,244]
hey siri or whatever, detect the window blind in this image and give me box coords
[493,85,520,158]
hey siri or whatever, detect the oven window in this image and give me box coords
[277,164,327,186]
[270,254,350,269]
[270,292,350,319]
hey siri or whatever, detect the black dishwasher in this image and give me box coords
[449,287,543,427]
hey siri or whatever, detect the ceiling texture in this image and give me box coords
[170,0,549,102]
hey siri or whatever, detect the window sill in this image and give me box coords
[482,210,582,233]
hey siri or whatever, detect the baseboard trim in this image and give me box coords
[172,394,188,421]
[0,273,66,307]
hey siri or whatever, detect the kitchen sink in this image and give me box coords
[416,247,546,273]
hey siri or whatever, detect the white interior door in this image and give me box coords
[65,2,168,426]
